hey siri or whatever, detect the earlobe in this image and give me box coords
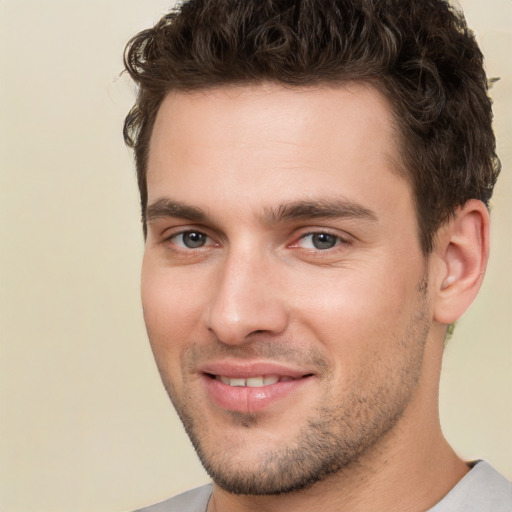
[432,199,490,325]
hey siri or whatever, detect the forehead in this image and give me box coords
[146,82,411,221]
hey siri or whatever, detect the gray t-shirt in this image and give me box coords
[134,460,512,512]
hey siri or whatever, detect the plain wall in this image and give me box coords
[0,1,510,511]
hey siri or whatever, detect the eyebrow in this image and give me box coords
[264,199,378,224]
[144,197,378,225]
[145,198,207,223]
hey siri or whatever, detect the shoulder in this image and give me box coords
[133,484,213,512]
[429,460,512,512]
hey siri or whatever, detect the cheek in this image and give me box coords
[300,270,407,323]
[141,260,208,353]
[293,263,423,360]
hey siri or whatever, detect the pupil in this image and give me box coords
[312,233,336,250]
[184,232,205,248]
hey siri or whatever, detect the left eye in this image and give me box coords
[298,233,341,250]
[171,231,210,249]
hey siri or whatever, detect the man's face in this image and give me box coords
[142,83,434,494]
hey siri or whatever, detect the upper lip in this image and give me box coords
[199,360,314,379]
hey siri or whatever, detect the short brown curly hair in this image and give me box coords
[123,0,500,253]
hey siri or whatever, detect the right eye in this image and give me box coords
[170,231,210,249]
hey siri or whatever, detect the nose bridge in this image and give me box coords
[206,244,288,344]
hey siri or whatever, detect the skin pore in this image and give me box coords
[141,83,487,511]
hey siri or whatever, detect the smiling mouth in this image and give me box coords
[202,370,315,413]
[205,374,312,388]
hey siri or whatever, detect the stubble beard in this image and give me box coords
[152,280,431,496]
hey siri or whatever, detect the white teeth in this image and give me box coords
[216,374,290,387]
[229,378,246,387]
[246,377,264,387]
[263,375,280,385]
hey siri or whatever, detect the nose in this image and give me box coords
[206,250,289,345]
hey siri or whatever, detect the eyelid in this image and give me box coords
[174,232,209,249]
[162,226,218,249]
[289,229,352,249]
[298,233,340,250]
[156,223,352,253]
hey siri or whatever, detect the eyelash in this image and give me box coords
[165,230,215,250]
[292,232,349,251]
[163,229,350,253]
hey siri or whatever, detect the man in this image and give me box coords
[123,0,512,510]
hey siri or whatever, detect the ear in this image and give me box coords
[431,199,490,325]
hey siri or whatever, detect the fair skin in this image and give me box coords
[142,83,489,512]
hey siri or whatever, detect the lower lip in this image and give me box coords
[202,375,312,414]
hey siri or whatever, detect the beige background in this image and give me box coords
[0,1,510,511]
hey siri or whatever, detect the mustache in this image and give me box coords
[182,338,330,373]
